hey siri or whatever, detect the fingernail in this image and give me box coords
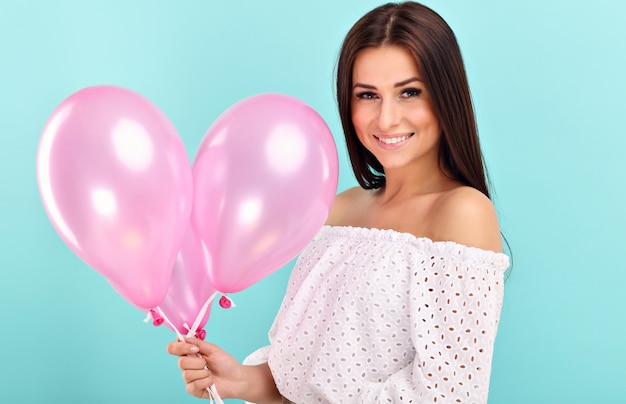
[190,346,199,353]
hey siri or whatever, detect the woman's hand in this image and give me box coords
[167,339,283,403]
[167,338,243,399]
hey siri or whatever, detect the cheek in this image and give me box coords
[412,108,440,133]
[351,113,368,146]
[351,106,370,134]
[428,116,441,136]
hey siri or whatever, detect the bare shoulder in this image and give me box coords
[325,186,365,226]
[431,186,503,253]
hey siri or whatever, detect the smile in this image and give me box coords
[374,133,414,145]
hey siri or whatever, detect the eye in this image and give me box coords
[401,88,422,98]
[355,91,377,100]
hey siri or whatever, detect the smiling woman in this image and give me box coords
[351,46,441,175]
[2,0,624,401]
[167,2,508,403]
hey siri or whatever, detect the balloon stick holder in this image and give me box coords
[144,292,232,404]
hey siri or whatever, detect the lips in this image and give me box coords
[374,133,414,146]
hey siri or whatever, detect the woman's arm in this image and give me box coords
[356,257,505,403]
[167,338,282,404]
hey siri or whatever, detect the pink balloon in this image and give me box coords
[155,226,217,337]
[37,85,193,309]
[192,93,338,293]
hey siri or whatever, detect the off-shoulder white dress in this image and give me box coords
[246,225,509,404]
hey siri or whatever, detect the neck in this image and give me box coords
[376,163,458,203]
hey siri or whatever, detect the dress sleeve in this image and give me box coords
[242,345,271,366]
[358,252,506,404]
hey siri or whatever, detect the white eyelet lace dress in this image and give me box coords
[245,225,509,404]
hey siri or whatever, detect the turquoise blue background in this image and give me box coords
[1,0,624,402]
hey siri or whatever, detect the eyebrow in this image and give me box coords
[353,76,422,90]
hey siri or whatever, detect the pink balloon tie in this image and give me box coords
[185,292,226,338]
[149,309,164,326]
[219,295,235,309]
[152,306,224,404]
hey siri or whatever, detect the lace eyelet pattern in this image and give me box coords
[267,226,509,404]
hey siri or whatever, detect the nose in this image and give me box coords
[377,98,401,132]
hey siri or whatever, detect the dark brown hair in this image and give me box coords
[337,1,491,198]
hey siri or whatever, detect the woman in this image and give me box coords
[167,2,509,403]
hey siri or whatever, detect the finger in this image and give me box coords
[186,375,214,398]
[181,368,211,384]
[178,355,207,371]
[167,341,200,356]
[183,338,218,355]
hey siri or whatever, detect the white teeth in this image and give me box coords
[378,135,410,144]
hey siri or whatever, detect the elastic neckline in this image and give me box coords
[318,225,510,270]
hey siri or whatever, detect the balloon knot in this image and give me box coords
[150,309,164,326]
[219,295,234,309]
[195,328,207,340]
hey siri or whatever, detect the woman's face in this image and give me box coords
[351,45,441,173]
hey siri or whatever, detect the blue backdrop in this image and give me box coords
[1,1,624,402]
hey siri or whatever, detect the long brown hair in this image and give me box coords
[337,1,491,198]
